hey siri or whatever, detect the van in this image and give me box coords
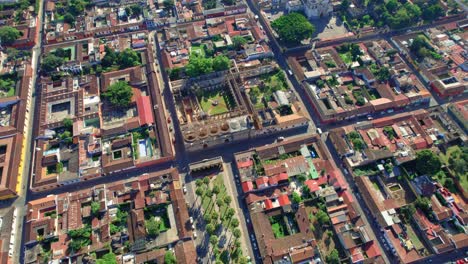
[316,128,322,135]
[288,70,293,76]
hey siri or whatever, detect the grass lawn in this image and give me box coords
[269,215,289,238]
[406,224,424,250]
[190,45,206,57]
[198,90,230,115]
[271,222,286,238]
[339,52,353,64]
[439,146,468,191]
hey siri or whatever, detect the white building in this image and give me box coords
[304,0,332,19]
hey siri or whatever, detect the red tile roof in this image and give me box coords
[242,181,254,193]
[278,194,290,206]
[364,241,381,258]
[305,179,320,192]
[264,199,273,210]
[237,159,253,169]
[136,95,154,125]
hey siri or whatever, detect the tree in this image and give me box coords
[210,235,218,247]
[0,26,21,45]
[130,4,142,16]
[326,249,340,264]
[146,217,161,236]
[195,187,204,197]
[164,251,177,264]
[351,138,365,151]
[211,211,219,222]
[63,13,75,24]
[63,118,73,130]
[206,223,216,235]
[225,208,235,219]
[231,218,239,228]
[400,204,416,221]
[216,197,224,208]
[118,48,140,69]
[203,176,210,185]
[355,96,366,106]
[385,0,398,12]
[415,196,431,213]
[195,179,203,187]
[212,55,231,71]
[212,185,220,195]
[383,126,396,140]
[224,196,232,205]
[316,209,330,225]
[415,150,441,176]
[42,54,64,72]
[271,13,315,44]
[422,4,444,21]
[91,201,100,216]
[102,46,117,68]
[340,0,350,10]
[292,192,302,204]
[452,159,467,175]
[232,36,247,49]
[316,79,325,88]
[163,0,175,12]
[375,67,390,81]
[297,174,307,183]
[96,253,117,264]
[204,214,212,224]
[186,55,213,77]
[233,228,241,238]
[103,81,133,107]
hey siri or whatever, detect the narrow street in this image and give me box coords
[15,0,45,262]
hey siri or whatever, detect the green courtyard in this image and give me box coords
[197,90,234,115]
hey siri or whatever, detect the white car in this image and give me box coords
[193,232,197,239]
[189,217,194,224]
[183,185,187,194]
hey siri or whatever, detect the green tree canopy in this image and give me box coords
[145,217,161,237]
[130,4,142,16]
[103,81,133,107]
[0,26,21,45]
[118,48,141,68]
[212,55,231,71]
[210,235,218,247]
[316,209,330,225]
[326,249,340,264]
[186,55,213,77]
[164,251,177,264]
[91,201,100,216]
[415,149,441,176]
[96,253,118,264]
[271,13,315,44]
[232,36,247,49]
[42,54,64,72]
[63,13,76,24]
